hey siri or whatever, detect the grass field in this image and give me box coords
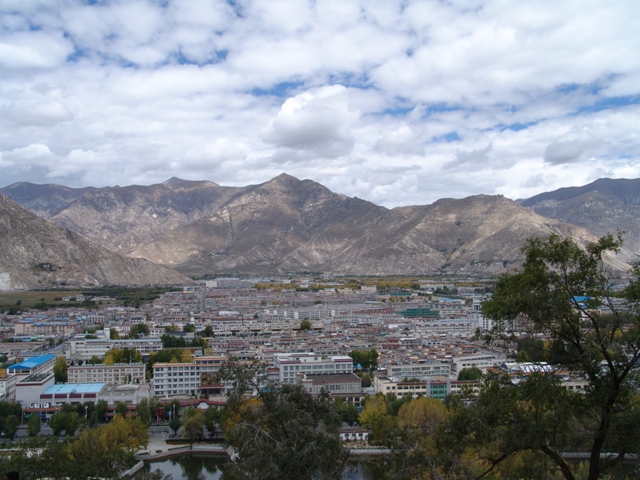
[0,291,82,308]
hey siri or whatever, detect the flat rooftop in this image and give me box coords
[43,383,106,394]
[8,354,56,371]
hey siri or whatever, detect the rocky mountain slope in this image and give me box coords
[520,178,640,263]
[0,181,96,218]
[2,175,633,276]
[0,194,191,290]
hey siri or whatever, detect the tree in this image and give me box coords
[4,414,18,439]
[27,412,42,437]
[110,327,119,339]
[149,396,160,422]
[105,347,141,365]
[96,400,108,423]
[457,366,483,381]
[54,356,68,383]
[218,361,348,479]
[49,412,66,435]
[128,323,149,339]
[115,402,129,417]
[339,402,359,426]
[169,414,181,435]
[88,355,103,365]
[181,407,204,446]
[299,319,312,331]
[64,415,148,479]
[348,349,379,373]
[378,397,450,480]
[466,233,640,480]
[203,406,220,438]
[136,398,151,426]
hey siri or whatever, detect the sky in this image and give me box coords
[1,0,640,208]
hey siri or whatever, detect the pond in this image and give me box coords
[138,454,386,480]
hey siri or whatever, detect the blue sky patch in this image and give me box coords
[252,81,306,98]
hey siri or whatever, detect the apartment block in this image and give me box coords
[70,338,163,360]
[152,362,203,397]
[67,363,146,384]
[384,362,452,380]
[273,353,353,384]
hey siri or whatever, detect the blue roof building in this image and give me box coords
[8,354,57,374]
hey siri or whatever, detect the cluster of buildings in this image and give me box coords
[0,279,585,424]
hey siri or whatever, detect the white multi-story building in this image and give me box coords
[374,375,480,399]
[67,363,146,384]
[0,373,19,402]
[273,353,353,384]
[384,362,452,380]
[152,362,202,397]
[70,338,163,360]
[151,356,228,397]
[450,352,507,374]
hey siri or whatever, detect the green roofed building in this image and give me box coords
[399,307,440,318]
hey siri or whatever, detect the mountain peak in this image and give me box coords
[161,177,219,190]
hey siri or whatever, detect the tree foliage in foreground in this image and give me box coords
[0,415,148,480]
[466,233,640,480]
[218,361,348,480]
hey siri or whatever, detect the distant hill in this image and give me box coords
[0,194,191,291]
[2,174,632,276]
[0,181,96,218]
[521,178,640,263]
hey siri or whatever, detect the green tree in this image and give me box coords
[27,412,42,437]
[358,372,372,388]
[149,396,160,422]
[115,402,128,417]
[517,337,547,362]
[4,414,18,439]
[339,402,359,426]
[88,355,103,365]
[136,398,151,426]
[180,407,204,446]
[65,412,81,436]
[218,361,348,479]
[348,349,378,373]
[95,400,108,423]
[109,328,119,340]
[457,366,483,381]
[54,356,68,383]
[49,412,66,435]
[299,319,312,331]
[104,347,141,365]
[466,233,640,480]
[203,406,220,439]
[128,323,150,338]
[169,414,181,435]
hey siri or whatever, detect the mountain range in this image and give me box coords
[0,193,191,290]
[2,174,637,285]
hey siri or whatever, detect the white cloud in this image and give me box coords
[263,86,356,159]
[0,0,638,207]
[0,30,73,69]
[2,144,54,164]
